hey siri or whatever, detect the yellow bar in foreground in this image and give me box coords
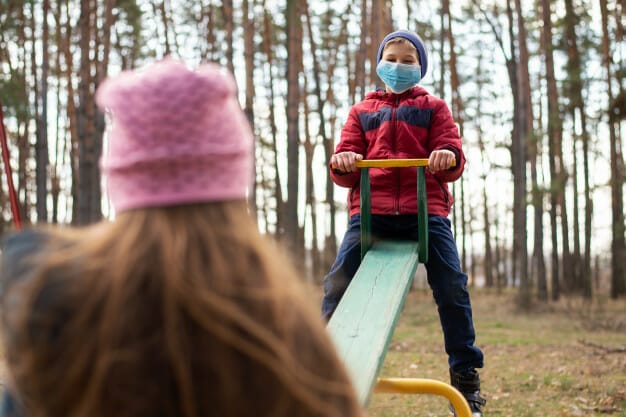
[355,158,430,168]
[355,158,456,168]
[375,378,472,417]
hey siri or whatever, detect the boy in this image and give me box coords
[322,30,486,417]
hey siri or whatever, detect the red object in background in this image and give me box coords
[0,100,22,230]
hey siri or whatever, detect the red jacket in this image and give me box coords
[330,86,465,217]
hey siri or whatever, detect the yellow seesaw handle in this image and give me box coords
[355,158,456,168]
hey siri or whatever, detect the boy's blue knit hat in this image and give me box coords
[376,30,428,79]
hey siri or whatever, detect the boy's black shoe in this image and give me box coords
[449,369,486,417]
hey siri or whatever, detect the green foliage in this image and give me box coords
[0,0,27,32]
[0,70,29,120]
[113,0,145,67]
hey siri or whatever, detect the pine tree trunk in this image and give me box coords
[51,0,64,224]
[304,0,335,277]
[95,0,113,217]
[355,0,368,98]
[539,0,565,302]
[154,0,179,57]
[76,0,101,224]
[475,49,492,288]
[36,0,50,222]
[369,0,380,86]
[322,7,351,263]
[600,0,626,298]
[155,0,171,55]
[564,31,582,295]
[285,0,302,254]
[469,0,516,289]
[243,0,257,216]
[13,6,29,222]
[494,217,503,293]
[564,0,593,298]
[207,2,218,61]
[302,74,318,282]
[442,0,468,274]
[56,0,79,223]
[222,0,234,74]
[513,0,530,308]
[504,0,518,286]
[547,131,560,300]
[262,1,284,236]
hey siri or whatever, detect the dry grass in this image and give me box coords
[368,287,626,417]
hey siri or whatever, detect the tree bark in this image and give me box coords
[155,0,179,56]
[243,0,257,216]
[222,0,234,74]
[202,1,217,62]
[369,0,381,86]
[438,3,446,115]
[304,0,335,277]
[55,0,80,223]
[285,0,303,255]
[302,74,319,281]
[512,0,530,307]
[600,0,626,298]
[95,0,113,217]
[538,0,563,302]
[564,0,593,298]
[355,0,369,99]
[262,1,284,236]
[35,0,50,222]
[76,0,101,224]
[442,0,468,274]
[473,48,494,288]
[16,4,30,222]
[322,6,351,262]
[494,215,504,292]
[50,0,68,224]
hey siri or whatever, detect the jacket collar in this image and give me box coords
[365,86,428,101]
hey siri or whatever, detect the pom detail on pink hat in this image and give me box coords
[96,58,253,213]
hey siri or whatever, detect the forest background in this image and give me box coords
[0,0,625,308]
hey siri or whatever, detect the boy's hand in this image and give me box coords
[428,149,456,172]
[331,152,363,173]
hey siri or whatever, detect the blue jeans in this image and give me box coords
[0,391,21,417]
[322,214,484,373]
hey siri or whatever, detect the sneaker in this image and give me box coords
[449,369,486,417]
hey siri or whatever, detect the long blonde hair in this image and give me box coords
[4,201,362,417]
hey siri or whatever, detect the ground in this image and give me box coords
[0,283,623,416]
[368,286,626,417]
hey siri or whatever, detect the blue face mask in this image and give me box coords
[376,61,422,93]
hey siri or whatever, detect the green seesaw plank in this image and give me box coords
[327,240,420,405]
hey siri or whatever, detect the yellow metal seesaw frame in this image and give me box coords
[375,377,472,417]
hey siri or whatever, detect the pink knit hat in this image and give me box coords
[96,58,253,212]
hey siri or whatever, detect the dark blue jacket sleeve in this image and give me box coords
[0,390,24,417]
[0,230,49,417]
[0,230,47,296]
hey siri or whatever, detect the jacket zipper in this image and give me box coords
[393,96,400,214]
[433,174,451,212]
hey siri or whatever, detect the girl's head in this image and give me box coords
[7,204,362,417]
[376,30,428,93]
[3,59,363,417]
